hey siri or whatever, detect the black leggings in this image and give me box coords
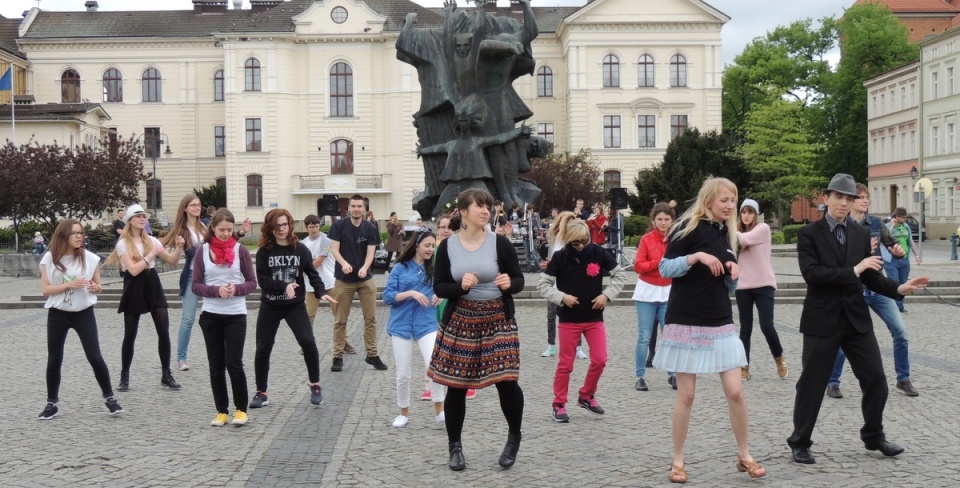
[444,381,524,443]
[121,307,172,374]
[254,302,320,392]
[46,307,113,403]
[199,312,249,414]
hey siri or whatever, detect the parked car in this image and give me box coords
[373,243,389,269]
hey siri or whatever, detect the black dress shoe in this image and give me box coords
[498,432,521,469]
[792,447,816,464]
[866,440,904,457]
[896,380,919,396]
[448,441,466,471]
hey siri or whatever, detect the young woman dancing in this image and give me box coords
[163,194,206,371]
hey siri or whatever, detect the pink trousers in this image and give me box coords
[553,321,607,406]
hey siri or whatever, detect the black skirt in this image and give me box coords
[118,268,168,315]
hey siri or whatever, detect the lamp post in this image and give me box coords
[137,132,173,213]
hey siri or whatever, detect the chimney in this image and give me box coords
[233,0,243,9]
[84,1,98,12]
[193,0,228,14]
[250,0,282,14]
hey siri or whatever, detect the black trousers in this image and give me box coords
[444,381,524,443]
[788,312,888,449]
[736,286,783,362]
[254,302,320,392]
[46,307,113,403]
[199,312,249,414]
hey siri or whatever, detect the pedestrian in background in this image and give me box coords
[386,212,404,268]
[886,207,921,313]
[523,204,541,273]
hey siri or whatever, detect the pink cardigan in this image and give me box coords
[736,223,777,290]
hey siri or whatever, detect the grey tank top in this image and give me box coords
[447,231,501,301]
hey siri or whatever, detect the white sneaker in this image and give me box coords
[576,346,588,360]
[177,360,190,371]
[541,344,557,357]
[435,411,446,424]
[392,415,409,428]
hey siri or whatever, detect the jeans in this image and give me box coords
[332,279,378,357]
[391,333,445,408]
[523,237,540,271]
[634,300,666,378]
[254,302,320,392]
[735,286,783,363]
[46,307,113,403]
[829,292,910,384]
[177,272,199,362]
[883,257,910,310]
[553,321,607,406]
[199,312,248,414]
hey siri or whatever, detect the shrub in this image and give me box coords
[623,215,650,238]
[0,227,14,244]
[771,231,785,245]
[782,224,804,244]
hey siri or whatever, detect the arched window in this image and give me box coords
[103,68,123,102]
[215,177,226,188]
[245,58,261,92]
[670,54,687,87]
[246,174,263,207]
[61,70,80,103]
[603,55,620,88]
[638,54,654,88]
[142,68,162,102]
[330,139,354,175]
[330,62,353,117]
[214,69,224,101]
[537,66,553,97]
[603,170,621,194]
[146,179,162,210]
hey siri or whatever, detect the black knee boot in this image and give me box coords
[448,441,465,471]
[498,432,521,468]
[161,369,181,389]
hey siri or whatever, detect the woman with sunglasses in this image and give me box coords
[163,194,206,372]
[38,219,122,419]
[538,218,626,423]
[540,211,587,359]
[249,209,337,409]
[107,204,184,392]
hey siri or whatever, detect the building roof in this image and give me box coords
[854,0,960,14]
[0,16,25,58]
[0,102,110,122]
[425,6,581,33]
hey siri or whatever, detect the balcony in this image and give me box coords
[291,174,392,195]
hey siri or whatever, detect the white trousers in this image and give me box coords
[391,332,445,408]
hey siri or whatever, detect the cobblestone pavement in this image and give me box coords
[2,244,960,487]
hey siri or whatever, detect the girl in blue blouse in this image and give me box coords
[383,230,446,428]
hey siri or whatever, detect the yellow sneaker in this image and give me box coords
[231,410,248,426]
[211,413,228,427]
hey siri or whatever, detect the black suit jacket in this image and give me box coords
[798,218,902,338]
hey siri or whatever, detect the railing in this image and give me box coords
[298,174,385,190]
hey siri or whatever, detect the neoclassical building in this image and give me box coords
[0,0,726,224]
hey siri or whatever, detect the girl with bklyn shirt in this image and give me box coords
[250,209,337,409]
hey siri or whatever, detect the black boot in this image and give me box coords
[161,369,181,389]
[498,432,521,469]
[448,441,465,471]
[117,371,129,392]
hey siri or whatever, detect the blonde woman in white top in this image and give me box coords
[38,219,122,419]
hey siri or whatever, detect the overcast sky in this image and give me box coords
[0,0,848,65]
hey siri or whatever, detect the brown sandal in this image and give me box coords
[736,456,766,478]
[669,463,688,483]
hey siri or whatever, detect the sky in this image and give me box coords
[0,0,849,66]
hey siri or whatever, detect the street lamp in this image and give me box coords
[137,132,173,213]
[910,166,918,179]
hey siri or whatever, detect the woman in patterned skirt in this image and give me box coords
[429,188,525,472]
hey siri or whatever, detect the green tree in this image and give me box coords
[526,149,604,216]
[193,183,227,210]
[630,129,751,217]
[740,97,825,221]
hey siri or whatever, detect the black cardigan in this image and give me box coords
[433,233,525,325]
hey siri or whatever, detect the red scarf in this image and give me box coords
[209,237,237,266]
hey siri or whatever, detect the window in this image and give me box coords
[215,126,225,157]
[246,174,263,207]
[949,67,955,96]
[901,86,906,108]
[911,83,916,105]
[536,123,554,144]
[144,127,161,159]
[932,126,940,155]
[61,70,80,103]
[330,139,354,175]
[950,123,956,152]
[602,55,620,88]
[331,6,348,23]
[890,88,896,112]
[330,62,353,117]
[950,187,956,216]
[932,71,939,99]
[537,67,553,97]
[932,187,940,217]
[911,130,917,158]
[146,179,162,210]
[603,170,621,194]
[891,134,896,162]
[245,58,261,92]
[215,177,226,188]
[638,115,655,148]
[872,96,877,115]
[670,115,688,140]
[872,138,878,164]
[142,68,162,102]
[900,131,907,160]
[638,54,654,87]
[214,69,224,101]
[879,94,885,115]
[103,68,122,102]
[245,118,261,151]
[880,136,886,162]
[603,115,621,148]
[670,54,687,87]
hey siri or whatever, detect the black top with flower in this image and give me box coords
[543,243,620,323]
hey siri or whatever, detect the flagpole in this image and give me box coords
[11,65,15,144]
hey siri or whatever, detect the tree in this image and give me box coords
[0,137,145,250]
[526,149,604,215]
[630,129,751,217]
[193,183,226,210]
[740,97,825,221]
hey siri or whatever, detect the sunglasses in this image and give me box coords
[569,239,588,246]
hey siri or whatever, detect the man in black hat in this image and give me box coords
[787,173,928,464]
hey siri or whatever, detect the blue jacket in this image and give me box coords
[383,260,438,340]
[178,246,198,297]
